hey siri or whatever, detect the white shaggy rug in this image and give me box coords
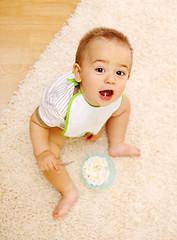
[1,0,177,239]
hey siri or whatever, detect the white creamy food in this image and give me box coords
[82,156,110,186]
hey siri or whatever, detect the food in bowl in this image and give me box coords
[82,155,110,186]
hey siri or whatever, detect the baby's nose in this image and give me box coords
[104,74,115,84]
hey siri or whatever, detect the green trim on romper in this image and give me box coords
[62,89,94,137]
[62,90,82,136]
[67,78,80,86]
[67,76,100,108]
[120,93,124,106]
[64,77,99,136]
[62,89,96,137]
[79,87,100,108]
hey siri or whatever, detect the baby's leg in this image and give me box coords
[106,96,141,157]
[43,127,79,218]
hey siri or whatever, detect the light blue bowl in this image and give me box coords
[81,153,116,190]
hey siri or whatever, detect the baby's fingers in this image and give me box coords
[85,133,93,141]
[51,158,60,173]
[37,151,60,173]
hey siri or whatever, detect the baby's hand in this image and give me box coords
[85,127,103,142]
[36,150,60,173]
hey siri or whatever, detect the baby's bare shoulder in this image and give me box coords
[112,95,130,117]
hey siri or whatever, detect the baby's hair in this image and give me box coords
[75,27,133,72]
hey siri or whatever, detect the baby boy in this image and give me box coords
[30,27,141,219]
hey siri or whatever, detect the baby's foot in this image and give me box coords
[109,142,141,157]
[53,186,79,219]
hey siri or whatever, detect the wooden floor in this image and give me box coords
[0,0,80,110]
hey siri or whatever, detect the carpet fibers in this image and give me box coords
[0,0,177,239]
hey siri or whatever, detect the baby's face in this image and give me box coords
[76,38,131,107]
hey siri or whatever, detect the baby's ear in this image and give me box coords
[73,63,82,83]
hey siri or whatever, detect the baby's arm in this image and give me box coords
[29,109,61,172]
[106,95,141,157]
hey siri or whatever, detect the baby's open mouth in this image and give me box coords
[99,90,114,100]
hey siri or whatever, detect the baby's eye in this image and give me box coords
[96,68,105,73]
[116,71,124,76]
